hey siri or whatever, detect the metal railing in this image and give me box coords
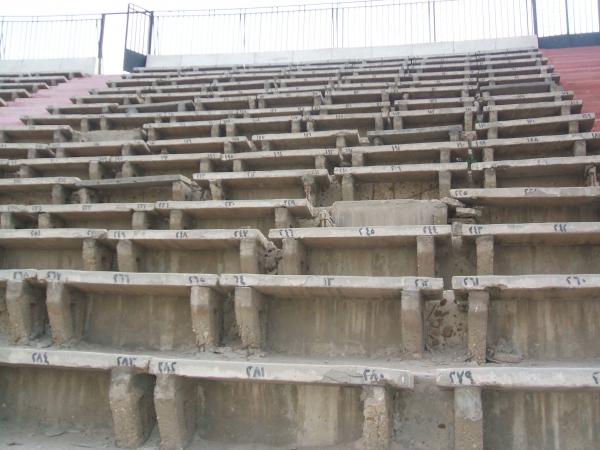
[147,0,600,56]
[0,0,598,73]
[0,14,105,63]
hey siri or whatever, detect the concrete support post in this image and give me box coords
[392,116,403,130]
[280,238,307,275]
[46,282,80,344]
[18,165,37,178]
[89,161,107,180]
[82,239,112,271]
[374,115,384,131]
[468,291,489,363]
[109,369,156,448]
[438,170,452,198]
[210,123,221,137]
[239,238,262,274]
[131,211,152,230]
[352,152,365,167]
[291,118,302,133]
[225,123,236,137]
[75,187,97,204]
[487,128,498,140]
[172,181,192,201]
[401,289,423,358]
[341,174,355,201]
[302,175,318,204]
[234,287,267,349]
[439,149,451,164]
[274,207,297,229]
[169,210,192,230]
[314,155,328,170]
[482,147,494,162]
[475,236,494,275]
[416,235,436,277]
[483,168,497,188]
[51,184,67,204]
[209,180,226,200]
[122,162,143,178]
[190,286,222,350]
[362,386,392,450]
[38,212,64,229]
[5,280,45,344]
[121,143,135,157]
[1,212,18,229]
[454,387,484,450]
[233,160,247,172]
[573,140,587,157]
[585,165,599,187]
[568,120,580,134]
[117,240,142,272]
[464,111,473,132]
[154,375,197,450]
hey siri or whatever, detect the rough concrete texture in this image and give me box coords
[0,42,598,449]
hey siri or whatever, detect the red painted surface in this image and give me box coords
[0,75,116,126]
[542,46,600,131]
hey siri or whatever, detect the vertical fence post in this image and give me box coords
[564,0,570,34]
[97,14,106,74]
[531,0,538,35]
[147,10,154,55]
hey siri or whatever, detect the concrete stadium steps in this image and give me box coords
[1,45,599,449]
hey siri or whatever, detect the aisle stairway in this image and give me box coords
[0,46,599,449]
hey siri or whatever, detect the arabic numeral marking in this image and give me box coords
[463,277,480,287]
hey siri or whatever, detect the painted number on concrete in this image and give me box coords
[31,352,49,365]
[113,273,130,284]
[158,361,177,373]
[462,277,480,287]
[593,372,600,385]
[448,370,474,385]
[566,276,586,286]
[358,227,375,236]
[246,366,265,378]
[117,356,137,367]
[363,368,385,383]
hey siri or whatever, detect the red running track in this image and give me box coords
[542,46,600,131]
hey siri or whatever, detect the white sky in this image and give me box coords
[1,0,598,74]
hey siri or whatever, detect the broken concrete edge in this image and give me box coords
[436,367,600,389]
[0,345,413,389]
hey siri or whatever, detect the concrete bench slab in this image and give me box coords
[252,129,360,150]
[48,103,120,115]
[0,125,74,143]
[72,94,142,105]
[50,140,150,158]
[149,356,413,388]
[0,88,31,100]
[483,99,582,121]
[0,142,53,159]
[395,97,475,110]
[480,90,574,106]
[451,186,600,206]
[344,141,470,166]
[367,125,463,144]
[118,99,195,113]
[472,132,600,161]
[459,222,600,244]
[229,147,343,171]
[269,225,451,247]
[437,366,600,389]
[0,228,106,248]
[0,177,80,205]
[148,136,254,155]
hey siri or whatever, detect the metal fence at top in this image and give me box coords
[0,0,599,73]
[0,14,104,61]
[148,0,600,56]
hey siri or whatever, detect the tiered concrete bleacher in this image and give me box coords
[1,46,599,450]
